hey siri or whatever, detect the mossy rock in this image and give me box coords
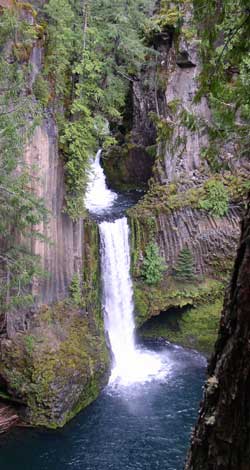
[138,300,223,356]
[0,302,110,429]
[134,277,224,328]
[128,173,248,219]
[102,143,154,191]
[134,274,224,355]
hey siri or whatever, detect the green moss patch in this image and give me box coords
[128,173,248,219]
[138,300,222,356]
[134,277,224,327]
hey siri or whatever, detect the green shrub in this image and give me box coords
[32,74,50,106]
[173,247,195,282]
[149,112,174,143]
[199,180,229,217]
[141,242,166,285]
[24,335,35,355]
[180,109,198,131]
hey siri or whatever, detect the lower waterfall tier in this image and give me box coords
[99,217,168,385]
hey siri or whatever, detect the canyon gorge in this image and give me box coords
[0,0,249,468]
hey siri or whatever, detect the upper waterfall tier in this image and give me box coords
[85,149,118,214]
[84,150,143,221]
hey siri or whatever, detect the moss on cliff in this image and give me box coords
[134,277,224,328]
[82,219,102,322]
[0,302,109,429]
[128,173,248,219]
[139,300,222,355]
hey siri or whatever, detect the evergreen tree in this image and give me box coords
[141,242,165,285]
[173,247,195,282]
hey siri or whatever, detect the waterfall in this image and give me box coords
[99,218,136,379]
[85,149,117,214]
[85,151,165,385]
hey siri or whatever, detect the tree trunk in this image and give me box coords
[186,200,250,470]
[82,0,89,50]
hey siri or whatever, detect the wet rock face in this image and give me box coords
[163,64,209,181]
[185,202,250,470]
[103,80,158,190]
[156,19,211,183]
[10,19,85,309]
[103,30,172,190]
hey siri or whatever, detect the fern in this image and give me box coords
[199,180,229,217]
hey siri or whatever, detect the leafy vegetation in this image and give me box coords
[69,273,82,307]
[199,180,229,217]
[141,242,166,285]
[128,172,246,218]
[144,0,185,39]
[43,0,156,218]
[32,74,51,107]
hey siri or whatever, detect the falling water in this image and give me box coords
[85,150,166,385]
[99,218,135,372]
[99,218,165,385]
[85,149,117,214]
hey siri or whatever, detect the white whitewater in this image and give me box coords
[85,149,117,213]
[85,150,166,386]
[99,218,165,385]
[99,219,135,370]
